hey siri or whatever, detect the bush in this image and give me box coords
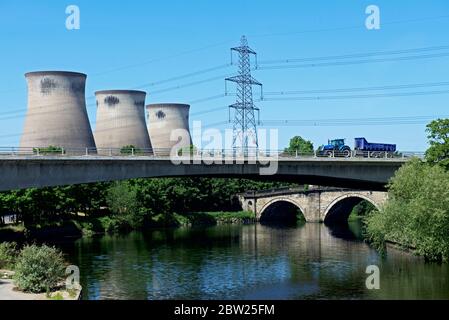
[0,242,19,269]
[13,244,65,293]
[120,145,143,155]
[33,145,64,155]
[365,159,449,262]
[98,216,131,233]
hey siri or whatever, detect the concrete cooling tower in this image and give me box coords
[146,103,192,155]
[20,71,96,151]
[94,90,152,153]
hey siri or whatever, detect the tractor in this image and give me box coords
[317,139,351,158]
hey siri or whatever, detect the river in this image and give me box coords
[58,221,449,300]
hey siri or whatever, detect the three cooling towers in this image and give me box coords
[19,71,192,154]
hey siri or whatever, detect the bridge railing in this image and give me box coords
[240,186,363,198]
[0,147,425,160]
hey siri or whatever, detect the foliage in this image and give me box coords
[13,244,65,293]
[205,211,254,223]
[1,177,295,234]
[425,118,449,169]
[120,145,143,155]
[105,182,143,230]
[349,200,376,219]
[98,216,131,233]
[33,145,64,155]
[284,136,314,155]
[0,242,19,269]
[49,292,64,300]
[365,159,449,262]
[0,183,110,227]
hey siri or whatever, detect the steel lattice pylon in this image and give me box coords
[226,36,262,154]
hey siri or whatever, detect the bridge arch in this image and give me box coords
[259,197,306,224]
[323,193,380,224]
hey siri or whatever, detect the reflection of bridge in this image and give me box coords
[0,154,408,192]
[239,187,387,223]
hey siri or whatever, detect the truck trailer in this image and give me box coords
[317,137,396,158]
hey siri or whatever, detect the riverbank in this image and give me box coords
[0,211,256,242]
[0,270,81,300]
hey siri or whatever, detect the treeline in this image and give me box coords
[364,119,449,262]
[0,178,293,229]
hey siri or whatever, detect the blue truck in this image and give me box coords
[317,137,396,158]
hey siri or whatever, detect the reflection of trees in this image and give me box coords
[240,224,375,299]
[62,223,449,300]
[71,233,153,299]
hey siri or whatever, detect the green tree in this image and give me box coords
[106,182,138,216]
[365,158,449,262]
[284,136,314,155]
[105,182,145,230]
[425,118,449,169]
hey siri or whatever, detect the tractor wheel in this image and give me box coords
[326,151,333,157]
[343,149,351,158]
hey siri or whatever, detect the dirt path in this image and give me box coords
[0,279,47,300]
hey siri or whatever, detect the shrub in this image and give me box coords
[98,216,131,233]
[13,244,65,293]
[120,145,143,155]
[0,242,19,269]
[33,145,64,155]
[365,159,449,262]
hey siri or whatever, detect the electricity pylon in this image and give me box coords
[226,36,262,154]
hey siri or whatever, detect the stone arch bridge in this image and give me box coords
[239,187,387,223]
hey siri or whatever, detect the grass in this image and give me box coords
[48,292,64,300]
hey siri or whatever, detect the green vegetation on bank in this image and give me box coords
[0,242,18,269]
[0,177,294,239]
[365,159,449,261]
[364,119,449,262]
[348,201,376,221]
[14,244,65,293]
[0,242,66,294]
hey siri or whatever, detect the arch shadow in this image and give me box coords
[259,199,305,226]
[323,195,378,225]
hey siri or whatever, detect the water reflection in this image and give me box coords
[59,222,449,300]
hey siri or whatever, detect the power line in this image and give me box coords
[264,81,449,96]
[1,114,446,142]
[258,44,449,65]
[188,94,227,105]
[261,89,449,101]
[129,64,231,89]
[139,73,234,94]
[0,70,231,118]
[257,52,449,70]
[259,115,448,127]
[190,105,227,117]
[90,40,233,77]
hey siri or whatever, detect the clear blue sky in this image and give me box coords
[1,0,449,151]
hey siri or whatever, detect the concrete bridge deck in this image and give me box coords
[0,155,408,192]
